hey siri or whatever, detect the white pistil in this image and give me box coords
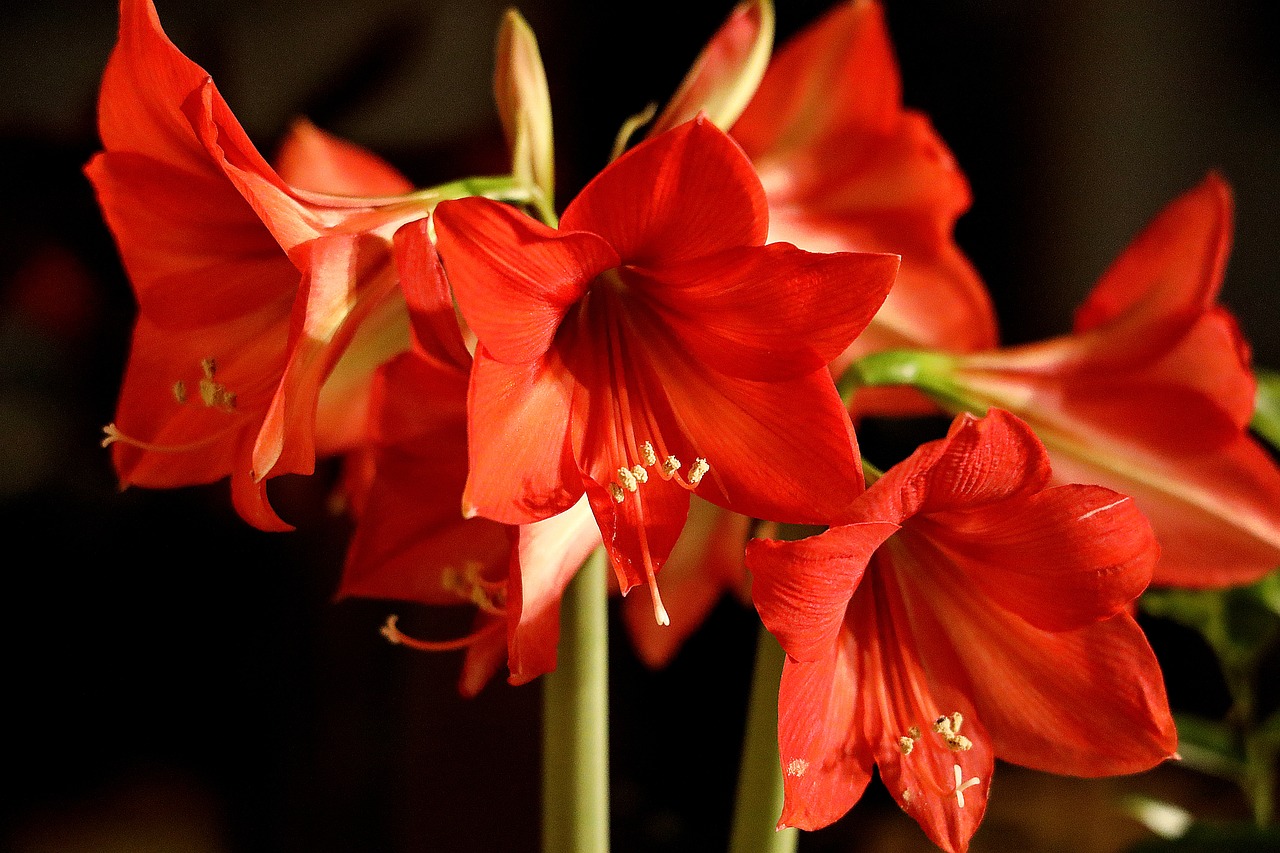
[952,764,980,808]
[687,457,709,487]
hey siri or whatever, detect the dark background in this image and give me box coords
[1,1,1277,851]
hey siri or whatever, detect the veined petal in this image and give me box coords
[1070,174,1232,366]
[733,0,900,160]
[183,81,322,253]
[748,521,896,662]
[394,218,471,372]
[776,643,874,831]
[339,351,509,606]
[275,118,414,197]
[507,498,602,684]
[896,542,1177,776]
[638,242,897,382]
[870,410,1051,521]
[253,233,397,480]
[85,152,297,328]
[921,484,1156,631]
[849,566,991,853]
[627,306,865,525]
[561,117,768,267]
[435,197,618,364]
[465,348,580,524]
[650,0,775,135]
[99,0,217,172]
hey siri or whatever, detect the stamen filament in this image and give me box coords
[379,614,502,652]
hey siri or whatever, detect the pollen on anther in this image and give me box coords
[897,736,915,755]
[687,457,709,486]
[609,483,625,503]
[907,726,922,740]
[172,380,187,403]
[630,465,648,484]
[617,467,639,492]
[946,735,973,752]
[201,357,217,378]
[640,441,657,466]
[662,455,681,476]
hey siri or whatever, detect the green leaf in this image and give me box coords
[1252,367,1280,452]
[1128,822,1280,852]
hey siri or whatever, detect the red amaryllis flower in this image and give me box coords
[655,0,995,414]
[433,117,898,621]
[747,409,1176,852]
[339,221,600,692]
[924,174,1280,587]
[89,0,432,529]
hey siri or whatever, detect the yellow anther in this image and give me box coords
[172,380,187,403]
[951,712,964,733]
[662,455,681,476]
[898,736,915,755]
[630,465,648,484]
[617,467,639,492]
[933,716,953,736]
[907,726,922,740]
[609,483,625,503]
[201,357,217,379]
[199,378,236,411]
[687,457,709,486]
[640,441,657,466]
[945,735,973,752]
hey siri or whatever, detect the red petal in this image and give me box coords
[895,548,1177,775]
[925,485,1156,631]
[434,197,618,363]
[747,522,895,663]
[464,348,580,525]
[339,352,509,606]
[775,645,874,831]
[252,233,397,480]
[561,117,768,267]
[394,218,471,371]
[870,410,1051,521]
[1070,174,1232,365]
[507,499,602,684]
[733,0,900,158]
[638,243,897,381]
[274,118,413,197]
[98,0,216,172]
[85,152,297,328]
[622,308,867,525]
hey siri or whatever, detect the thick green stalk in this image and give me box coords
[542,547,610,853]
[730,625,799,853]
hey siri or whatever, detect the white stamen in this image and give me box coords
[661,455,681,476]
[608,483,625,503]
[640,441,657,467]
[630,465,648,484]
[617,467,638,492]
[687,457,709,486]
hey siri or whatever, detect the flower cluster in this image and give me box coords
[89,1,1280,850]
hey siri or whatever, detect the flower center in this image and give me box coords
[895,709,982,809]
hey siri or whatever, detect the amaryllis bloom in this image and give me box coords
[747,410,1177,852]
[339,221,599,693]
[89,0,441,529]
[868,174,1280,587]
[433,117,899,622]
[655,0,995,413]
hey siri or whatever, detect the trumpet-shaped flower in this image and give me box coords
[338,221,600,693]
[433,117,899,620]
[871,175,1280,586]
[89,0,438,529]
[747,409,1176,852]
[656,0,995,415]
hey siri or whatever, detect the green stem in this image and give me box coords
[542,547,610,853]
[730,624,798,853]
